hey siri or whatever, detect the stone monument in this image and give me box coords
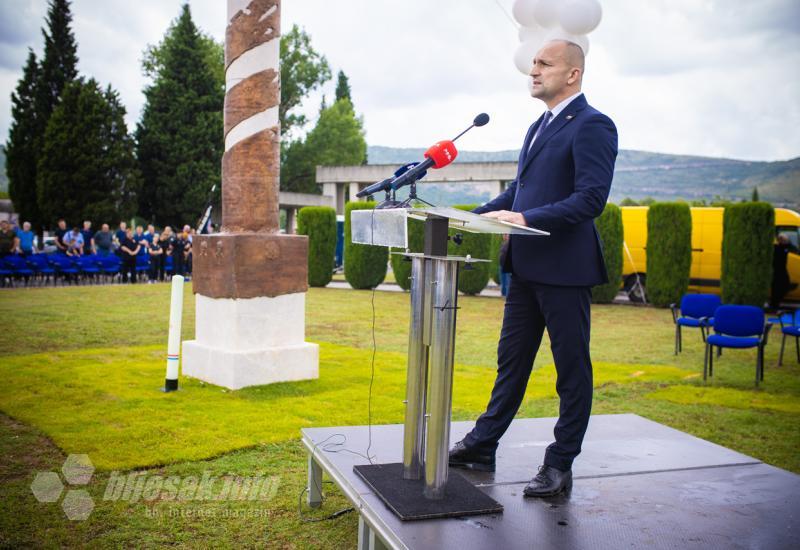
[182,0,319,389]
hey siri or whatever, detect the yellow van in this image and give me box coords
[620,206,800,302]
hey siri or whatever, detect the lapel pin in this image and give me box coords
[566,115,574,120]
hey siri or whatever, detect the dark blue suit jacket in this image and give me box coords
[474,94,617,287]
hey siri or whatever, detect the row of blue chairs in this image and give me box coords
[0,253,182,286]
[671,294,800,386]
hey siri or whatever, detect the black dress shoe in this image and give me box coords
[523,465,572,497]
[448,440,496,472]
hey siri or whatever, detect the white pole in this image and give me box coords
[165,275,185,391]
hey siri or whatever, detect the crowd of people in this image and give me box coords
[0,218,197,284]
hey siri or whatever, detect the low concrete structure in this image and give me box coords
[317,162,517,215]
[279,191,334,233]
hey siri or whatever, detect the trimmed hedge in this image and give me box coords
[449,204,492,295]
[297,206,337,287]
[592,203,624,303]
[721,202,775,305]
[390,217,425,291]
[344,201,388,289]
[646,202,691,307]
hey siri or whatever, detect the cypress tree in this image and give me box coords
[6,50,44,235]
[37,79,139,226]
[136,3,223,227]
[335,70,352,103]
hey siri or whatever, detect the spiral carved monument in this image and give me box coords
[182,0,319,389]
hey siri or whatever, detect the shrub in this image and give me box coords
[646,202,691,307]
[390,216,425,291]
[448,204,491,295]
[722,202,774,305]
[343,201,388,289]
[592,203,624,303]
[297,206,337,287]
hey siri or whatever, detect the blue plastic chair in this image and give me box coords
[3,254,34,285]
[0,258,14,287]
[135,254,150,282]
[704,305,771,386]
[671,294,721,354]
[778,310,800,366]
[164,255,174,275]
[26,253,56,285]
[75,254,101,283]
[49,253,80,284]
[98,254,121,282]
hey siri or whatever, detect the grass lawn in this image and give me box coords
[1,284,798,547]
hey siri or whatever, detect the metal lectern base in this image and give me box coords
[353,463,503,521]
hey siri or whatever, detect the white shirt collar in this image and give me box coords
[547,91,583,121]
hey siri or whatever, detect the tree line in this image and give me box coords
[5,1,366,244]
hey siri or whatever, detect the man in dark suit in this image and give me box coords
[449,40,618,497]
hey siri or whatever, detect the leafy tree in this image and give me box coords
[6,50,44,235]
[280,25,332,139]
[136,3,223,227]
[282,98,366,193]
[619,197,638,206]
[37,79,139,225]
[335,70,351,103]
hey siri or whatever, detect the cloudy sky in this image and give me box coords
[1,0,799,161]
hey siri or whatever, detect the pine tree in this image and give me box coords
[6,50,44,234]
[335,70,351,103]
[135,3,223,227]
[751,187,759,202]
[37,79,139,225]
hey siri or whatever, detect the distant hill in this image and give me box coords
[368,146,800,210]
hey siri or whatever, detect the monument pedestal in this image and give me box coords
[182,232,319,390]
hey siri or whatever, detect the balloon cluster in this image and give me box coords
[511,0,602,75]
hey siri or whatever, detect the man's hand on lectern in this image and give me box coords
[482,210,527,226]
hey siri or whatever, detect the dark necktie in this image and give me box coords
[527,110,552,154]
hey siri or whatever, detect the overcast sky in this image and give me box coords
[1,0,799,161]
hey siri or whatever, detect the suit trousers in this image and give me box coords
[463,275,593,471]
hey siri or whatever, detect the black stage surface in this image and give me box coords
[301,414,800,549]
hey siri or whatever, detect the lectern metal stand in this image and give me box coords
[350,206,547,516]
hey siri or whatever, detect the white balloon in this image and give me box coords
[518,23,546,44]
[511,0,539,27]
[513,39,543,75]
[545,28,590,56]
[533,0,560,28]
[558,0,602,35]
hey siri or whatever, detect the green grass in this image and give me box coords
[1,283,799,547]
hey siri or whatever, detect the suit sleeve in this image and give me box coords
[521,114,618,230]
[472,180,517,214]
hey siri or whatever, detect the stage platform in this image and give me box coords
[301,414,800,550]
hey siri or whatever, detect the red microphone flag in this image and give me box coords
[424,140,458,169]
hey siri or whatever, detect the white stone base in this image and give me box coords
[182,292,319,390]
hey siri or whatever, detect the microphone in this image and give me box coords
[387,140,457,192]
[356,113,489,198]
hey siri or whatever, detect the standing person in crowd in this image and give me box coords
[145,224,155,246]
[94,224,114,256]
[771,233,792,310]
[0,220,18,258]
[119,228,140,283]
[54,219,69,253]
[170,228,188,277]
[184,228,194,278]
[63,227,84,256]
[80,221,95,255]
[160,226,173,277]
[148,234,165,283]
[16,221,35,255]
[114,221,127,250]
